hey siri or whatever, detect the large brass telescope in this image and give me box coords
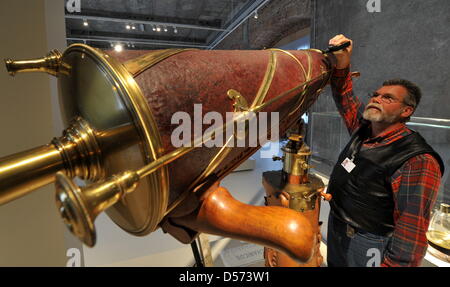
[0,45,337,263]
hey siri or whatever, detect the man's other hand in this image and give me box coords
[329,34,353,69]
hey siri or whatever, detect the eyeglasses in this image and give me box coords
[367,92,404,105]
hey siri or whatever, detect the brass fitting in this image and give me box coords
[4,49,62,76]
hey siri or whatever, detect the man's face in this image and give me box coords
[363,85,413,124]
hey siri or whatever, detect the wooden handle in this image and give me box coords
[318,187,332,201]
[320,191,332,201]
[172,186,315,263]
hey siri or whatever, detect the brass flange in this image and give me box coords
[0,117,104,205]
[52,116,104,181]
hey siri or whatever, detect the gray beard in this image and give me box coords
[362,108,399,124]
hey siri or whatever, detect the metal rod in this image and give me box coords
[65,14,227,32]
[66,37,209,49]
[137,147,194,178]
[409,116,450,124]
[0,144,64,205]
[406,122,450,130]
[190,240,204,267]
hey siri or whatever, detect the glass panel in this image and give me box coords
[309,112,346,175]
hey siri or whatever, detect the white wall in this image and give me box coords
[0,0,69,266]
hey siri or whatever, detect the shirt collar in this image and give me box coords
[365,123,411,143]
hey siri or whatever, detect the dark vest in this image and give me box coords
[327,123,444,236]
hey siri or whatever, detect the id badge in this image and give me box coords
[341,157,356,173]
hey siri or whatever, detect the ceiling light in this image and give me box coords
[156,26,161,32]
[114,43,123,52]
[152,25,156,31]
[163,26,168,32]
[254,11,258,19]
[173,26,178,34]
[126,24,131,30]
[83,19,89,26]
[131,25,136,30]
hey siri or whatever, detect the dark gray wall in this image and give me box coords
[309,0,450,205]
[216,0,311,49]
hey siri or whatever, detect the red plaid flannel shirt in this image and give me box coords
[330,68,442,267]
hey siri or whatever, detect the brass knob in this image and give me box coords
[55,170,140,247]
[319,189,332,201]
[288,134,302,142]
[272,156,283,161]
[301,162,310,170]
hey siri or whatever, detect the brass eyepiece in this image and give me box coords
[4,49,62,76]
[55,170,140,247]
[55,172,96,247]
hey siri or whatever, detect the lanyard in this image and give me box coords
[348,138,363,161]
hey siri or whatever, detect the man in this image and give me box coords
[326,34,444,267]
